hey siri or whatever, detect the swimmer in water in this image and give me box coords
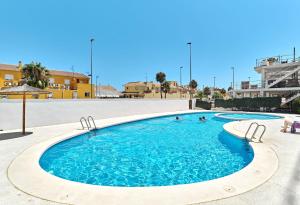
[199,116,206,122]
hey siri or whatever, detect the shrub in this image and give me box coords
[215,97,281,110]
[195,100,211,110]
[292,98,300,114]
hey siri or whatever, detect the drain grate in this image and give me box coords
[223,185,236,193]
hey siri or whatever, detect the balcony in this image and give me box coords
[256,55,300,68]
[3,81,19,87]
[48,83,71,90]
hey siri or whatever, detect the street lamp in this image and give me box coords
[187,42,192,109]
[231,66,235,91]
[96,75,99,98]
[213,76,216,99]
[90,38,95,99]
[179,66,183,86]
[213,76,216,89]
[179,66,183,98]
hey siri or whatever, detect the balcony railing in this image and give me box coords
[256,55,300,67]
[48,83,72,90]
[233,78,300,91]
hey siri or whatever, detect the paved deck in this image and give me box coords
[0,111,300,205]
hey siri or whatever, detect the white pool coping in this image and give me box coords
[7,110,279,205]
[214,112,283,121]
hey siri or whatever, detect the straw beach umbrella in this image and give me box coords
[0,84,50,135]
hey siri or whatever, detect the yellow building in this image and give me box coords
[123,81,190,99]
[0,62,94,99]
[123,81,149,98]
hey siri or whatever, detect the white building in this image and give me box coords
[232,52,300,106]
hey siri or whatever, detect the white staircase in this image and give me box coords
[281,92,300,106]
[267,66,300,88]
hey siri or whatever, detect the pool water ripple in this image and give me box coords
[40,112,254,187]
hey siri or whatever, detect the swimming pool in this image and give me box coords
[40,112,254,187]
[216,113,282,121]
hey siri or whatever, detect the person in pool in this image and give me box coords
[199,116,206,122]
[176,116,180,120]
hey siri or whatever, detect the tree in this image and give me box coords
[203,86,211,96]
[213,91,223,99]
[156,72,166,99]
[22,62,50,89]
[189,80,198,99]
[220,88,226,96]
[162,81,170,99]
[189,80,198,90]
[195,91,203,99]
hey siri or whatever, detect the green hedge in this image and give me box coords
[292,98,300,114]
[215,97,281,110]
[195,100,212,110]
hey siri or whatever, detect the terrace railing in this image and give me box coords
[256,55,300,68]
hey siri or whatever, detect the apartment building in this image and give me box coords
[0,61,93,99]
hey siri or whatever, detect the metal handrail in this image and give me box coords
[245,122,259,140]
[80,117,90,130]
[255,125,266,142]
[245,122,266,143]
[256,55,300,67]
[87,116,97,129]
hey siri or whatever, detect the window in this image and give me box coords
[85,92,90,97]
[77,79,80,83]
[4,74,13,80]
[64,79,70,85]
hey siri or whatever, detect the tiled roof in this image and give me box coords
[97,85,118,92]
[49,70,89,79]
[125,82,147,86]
[0,63,89,79]
[0,64,19,71]
[96,85,122,97]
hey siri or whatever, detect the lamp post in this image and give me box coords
[96,75,99,98]
[213,76,216,89]
[90,38,95,99]
[213,76,216,99]
[179,66,183,87]
[231,67,235,90]
[187,42,192,109]
[179,66,183,98]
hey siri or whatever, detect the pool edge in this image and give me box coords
[7,110,279,205]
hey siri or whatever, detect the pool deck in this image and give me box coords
[0,110,300,204]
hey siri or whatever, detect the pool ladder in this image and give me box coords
[245,122,266,143]
[80,116,97,130]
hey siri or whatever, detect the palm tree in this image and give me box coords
[162,81,170,99]
[203,86,211,96]
[220,88,226,96]
[156,72,166,99]
[189,79,198,90]
[189,80,198,99]
[22,62,50,89]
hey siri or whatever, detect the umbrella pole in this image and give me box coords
[22,93,26,135]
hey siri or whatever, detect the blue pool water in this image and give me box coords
[218,113,282,120]
[40,112,254,187]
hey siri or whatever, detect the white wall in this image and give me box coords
[0,99,189,130]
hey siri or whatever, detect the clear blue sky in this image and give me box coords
[1,0,299,90]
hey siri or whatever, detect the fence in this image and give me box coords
[215,97,281,111]
[195,100,212,110]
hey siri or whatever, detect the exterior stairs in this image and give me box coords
[267,66,300,88]
[281,92,300,106]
